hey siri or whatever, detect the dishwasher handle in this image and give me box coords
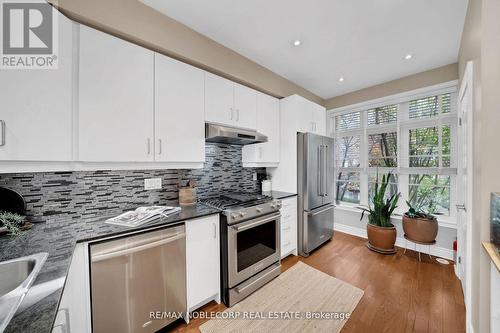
[91,232,185,262]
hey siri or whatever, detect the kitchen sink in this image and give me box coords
[0,253,48,332]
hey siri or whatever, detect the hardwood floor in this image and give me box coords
[169,231,465,333]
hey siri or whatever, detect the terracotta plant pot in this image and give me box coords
[366,223,397,254]
[402,214,438,243]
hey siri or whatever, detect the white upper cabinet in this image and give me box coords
[269,94,326,193]
[312,103,326,135]
[0,9,73,162]
[78,25,154,162]
[154,54,205,163]
[233,83,257,129]
[204,72,234,126]
[205,73,257,130]
[242,93,280,166]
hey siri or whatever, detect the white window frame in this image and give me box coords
[327,81,459,227]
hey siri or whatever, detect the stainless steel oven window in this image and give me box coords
[227,212,281,287]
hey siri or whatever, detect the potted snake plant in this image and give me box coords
[359,172,400,254]
[402,201,438,243]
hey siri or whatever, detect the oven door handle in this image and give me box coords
[232,212,281,232]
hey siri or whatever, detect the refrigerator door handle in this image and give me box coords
[324,145,328,197]
[317,145,322,196]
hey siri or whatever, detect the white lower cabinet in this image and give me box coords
[280,196,298,258]
[186,215,221,314]
[53,243,91,333]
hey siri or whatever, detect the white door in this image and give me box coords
[186,215,220,311]
[78,25,154,162]
[205,72,234,126]
[233,83,257,130]
[154,54,205,163]
[0,10,73,161]
[457,61,473,323]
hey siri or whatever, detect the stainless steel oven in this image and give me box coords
[227,211,281,287]
[200,193,282,307]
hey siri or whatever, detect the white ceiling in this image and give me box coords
[142,0,468,99]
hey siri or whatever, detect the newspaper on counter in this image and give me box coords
[105,206,181,227]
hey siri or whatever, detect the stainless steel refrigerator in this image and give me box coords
[297,132,335,257]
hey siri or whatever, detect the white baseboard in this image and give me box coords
[334,223,454,260]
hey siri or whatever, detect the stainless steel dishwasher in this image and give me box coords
[90,224,186,333]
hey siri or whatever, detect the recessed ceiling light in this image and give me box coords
[338,77,344,82]
[293,40,301,47]
[404,53,413,60]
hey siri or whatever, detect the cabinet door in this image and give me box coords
[312,103,326,135]
[298,98,314,133]
[54,243,91,333]
[78,25,154,162]
[233,83,257,130]
[154,54,205,163]
[205,72,234,126]
[242,93,279,164]
[0,9,73,161]
[186,215,220,310]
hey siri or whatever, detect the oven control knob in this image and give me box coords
[231,213,238,220]
[239,212,246,218]
[256,207,263,213]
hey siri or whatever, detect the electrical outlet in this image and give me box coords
[144,178,162,190]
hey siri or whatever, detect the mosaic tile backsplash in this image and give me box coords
[0,143,264,224]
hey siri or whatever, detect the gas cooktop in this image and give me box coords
[200,192,272,210]
[199,192,281,224]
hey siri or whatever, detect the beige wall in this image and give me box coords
[49,0,323,105]
[324,63,458,109]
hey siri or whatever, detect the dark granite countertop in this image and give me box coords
[265,191,297,200]
[0,203,219,333]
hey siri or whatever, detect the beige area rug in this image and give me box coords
[199,261,364,333]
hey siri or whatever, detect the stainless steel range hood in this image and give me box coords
[205,123,267,145]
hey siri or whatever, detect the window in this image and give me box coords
[330,87,457,221]
[336,172,360,204]
[335,112,360,131]
[409,174,450,216]
[368,132,397,167]
[335,135,360,168]
[367,104,397,126]
[369,174,398,202]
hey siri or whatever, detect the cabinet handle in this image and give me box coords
[147,138,151,154]
[158,139,162,155]
[0,120,5,146]
[236,109,240,121]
